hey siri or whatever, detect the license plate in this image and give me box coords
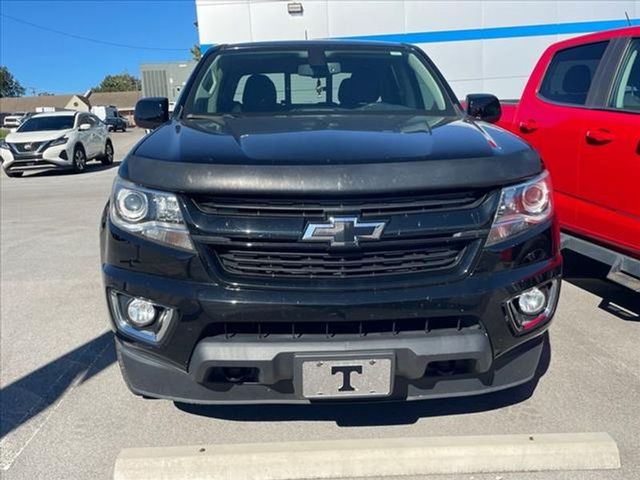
[298,355,393,399]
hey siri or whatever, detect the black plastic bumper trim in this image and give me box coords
[188,330,492,385]
[115,333,544,404]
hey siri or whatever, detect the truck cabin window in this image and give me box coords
[538,41,609,106]
[184,48,454,116]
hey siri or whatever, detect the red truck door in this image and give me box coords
[576,38,640,255]
[515,41,611,228]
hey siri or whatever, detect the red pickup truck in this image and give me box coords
[496,26,640,291]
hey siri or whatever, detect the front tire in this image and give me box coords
[101,140,114,166]
[72,145,87,173]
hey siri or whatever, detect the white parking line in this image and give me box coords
[114,432,620,480]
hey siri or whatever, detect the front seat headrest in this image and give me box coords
[242,74,277,112]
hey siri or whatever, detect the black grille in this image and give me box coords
[192,191,487,218]
[204,316,481,341]
[11,142,45,153]
[189,189,496,284]
[216,242,467,279]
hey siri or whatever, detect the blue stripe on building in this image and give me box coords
[200,17,640,52]
[343,18,640,43]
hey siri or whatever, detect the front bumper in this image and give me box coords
[1,145,72,173]
[103,249,561,403]
[116,332,547,404]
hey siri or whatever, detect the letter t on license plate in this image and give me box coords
[297,354,394,400]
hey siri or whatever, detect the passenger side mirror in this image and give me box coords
[465,94,501,123]
[78,123,91,131]
[134,97,169,130]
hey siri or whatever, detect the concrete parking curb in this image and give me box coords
[113,432,620,480]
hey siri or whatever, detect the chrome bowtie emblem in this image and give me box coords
[302,217,386,247]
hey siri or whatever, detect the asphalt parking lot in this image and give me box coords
[1,128,639,480]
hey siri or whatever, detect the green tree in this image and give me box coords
[190,43,202,61]
[94,72,141,92]
[0,66,26,97]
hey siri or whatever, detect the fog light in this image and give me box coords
[126,298,156,327]
[108,290,175,344]
[517,287,546,315]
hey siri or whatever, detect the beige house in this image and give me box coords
[1,90,142,125]
[1,95,74,113]
[85,91,142,124]
[65,95,91,111]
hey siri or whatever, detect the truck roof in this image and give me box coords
[551,25,640,50]
[215,39,413,51]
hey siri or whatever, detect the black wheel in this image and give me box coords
[4,170,23,178]
[121,125,126,132]
[101,140,114,166]
[72,145,87,173]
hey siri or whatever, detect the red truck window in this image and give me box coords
[610,39,640,112]
[539,41,608,106]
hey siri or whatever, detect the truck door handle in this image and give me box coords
[519,119,537,133]
[586,129,614,145]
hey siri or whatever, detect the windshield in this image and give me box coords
[17,115,75,132]
[183,47,456,116]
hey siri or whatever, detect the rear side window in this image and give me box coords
[610,39,640,111]
[539,41,608,106]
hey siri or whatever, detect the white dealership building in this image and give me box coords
[195,0,640,99]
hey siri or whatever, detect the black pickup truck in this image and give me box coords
[104,115,127,132]
[100,41,561,403]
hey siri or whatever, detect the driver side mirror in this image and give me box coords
[78,123,91,131]
[465,94,501,123]
[135,97,169,130]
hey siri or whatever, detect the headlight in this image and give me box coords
[110,177,194,251]
[0,141,9,150]
[116,188,148,221]
[486,170,553,246]
[48,136,68,147]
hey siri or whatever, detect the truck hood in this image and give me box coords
[6,129,72,143]
[122,114,541,195]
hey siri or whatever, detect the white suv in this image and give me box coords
[0,111,114,177]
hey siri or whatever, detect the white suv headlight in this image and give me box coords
[48,136,68,148]
[110,177,194,251]
[486,170,553,246]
